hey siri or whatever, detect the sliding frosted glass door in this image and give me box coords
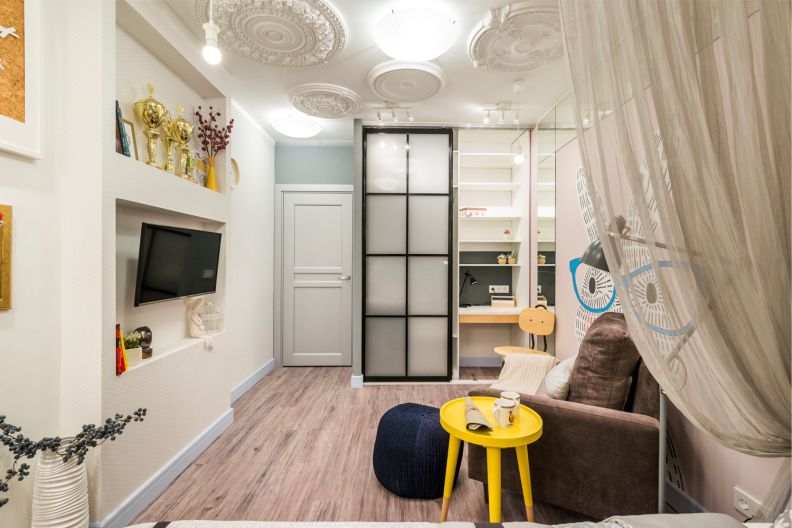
[363,129,452,380]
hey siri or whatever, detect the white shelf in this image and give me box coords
[460,263,521,267]
[459,214,521,221]
[458,182,520,191]
[111,153,228,224]
[538,264,556,267]
[123,332,225,374]
[459,239,521,244]
[459,152,520,169]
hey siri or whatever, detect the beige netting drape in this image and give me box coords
[559,0,790,520]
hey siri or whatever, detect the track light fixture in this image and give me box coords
[372,106,413,124]
[479,103,525,128]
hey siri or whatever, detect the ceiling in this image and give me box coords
[163,0,570,144]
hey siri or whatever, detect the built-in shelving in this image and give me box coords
[459,239,521,244]
[459,214,522,220]
[111,153,229,223]
[457,182,520,191]
[460,263,521,267]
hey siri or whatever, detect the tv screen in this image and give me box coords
[134,223,222,307]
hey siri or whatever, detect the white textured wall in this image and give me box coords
[228,102,275,388]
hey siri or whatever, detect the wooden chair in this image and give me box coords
[494,306,555,357]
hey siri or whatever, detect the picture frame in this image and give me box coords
[0,0,40,159]
[0,205,12,310]
[122,119,138,160]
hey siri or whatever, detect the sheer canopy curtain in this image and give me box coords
[558,0,790,520]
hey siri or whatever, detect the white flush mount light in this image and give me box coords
[374,7,458,62]
[202,0,222,65]
[270,112,322,139]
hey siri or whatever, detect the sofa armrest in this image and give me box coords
[467,387,660,519]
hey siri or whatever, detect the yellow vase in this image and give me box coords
[205,157,218,192]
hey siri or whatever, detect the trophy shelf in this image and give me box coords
[111,152,229,224]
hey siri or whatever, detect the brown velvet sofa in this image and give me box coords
[467,313,661,521]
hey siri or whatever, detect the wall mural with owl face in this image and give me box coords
[570,167,621,344]
[572,132,688,356]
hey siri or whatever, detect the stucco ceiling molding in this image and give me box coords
[288,83,362,118]
[468,1,564,73]
[367,61,447,104]
[195,0,346,69]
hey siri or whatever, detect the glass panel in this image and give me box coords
[366,257,406,315]
[408,196,449,254]
[366,196,406,254]
[408,257,448,315]
[366,318,406,377]
[409,134,449,193]
[366,134,407,193]
[408,317,447,376]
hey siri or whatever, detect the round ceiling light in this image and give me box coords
[270,112,322,138]
[374,7,458,62]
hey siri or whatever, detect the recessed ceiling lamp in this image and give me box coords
[374,7,459,62]
[202,0,222,65]
[270,112,322,139]
[513,153,526,165]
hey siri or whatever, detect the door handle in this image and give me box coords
[339,275,351,281]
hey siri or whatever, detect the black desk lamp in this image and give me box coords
[459,270,478,307]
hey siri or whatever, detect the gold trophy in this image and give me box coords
[133,84,168,167]
[169,105,194,178]
[161,111,176,172]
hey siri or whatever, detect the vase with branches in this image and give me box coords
[194,106,234,192]
[0,408,146,527]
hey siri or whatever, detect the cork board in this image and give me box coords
[0,0,25,123]
[0,205,12,310]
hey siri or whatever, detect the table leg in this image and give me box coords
[486,447,502,523]
[440,435,461,522]
[515,445,535,522]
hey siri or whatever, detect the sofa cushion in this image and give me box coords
[567,312,641,410]
[540,356,576,399]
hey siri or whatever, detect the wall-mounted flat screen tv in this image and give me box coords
[134,223,222,307]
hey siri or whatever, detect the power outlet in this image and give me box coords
[733,487,761,519]
[488,285,509,294]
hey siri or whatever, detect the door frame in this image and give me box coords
[361,127,454,382]
[274,184,355,367]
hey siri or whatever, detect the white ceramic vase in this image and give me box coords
[31,445,89,528]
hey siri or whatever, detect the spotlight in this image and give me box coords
[513,110,520,125]
[202,0,222,65]
[513,153,525,165]
[392,109,399,122]
[498,111,505,125]
[377,110,382,122]
[483,110,490,124]
[407,110,415,122]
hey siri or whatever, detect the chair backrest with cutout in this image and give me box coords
[518,307,555,337]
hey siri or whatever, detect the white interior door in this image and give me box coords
[282,192,353,366]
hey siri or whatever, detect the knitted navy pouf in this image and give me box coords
[372,403,463,499]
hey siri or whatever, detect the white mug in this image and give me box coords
[493,398,516,428]
[500,391,521,409]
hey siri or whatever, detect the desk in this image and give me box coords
[458,306,522,324]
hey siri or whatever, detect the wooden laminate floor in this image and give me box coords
[134,367,573,524]
[458,367,501,381]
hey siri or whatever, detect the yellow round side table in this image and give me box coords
[438,396,543,523]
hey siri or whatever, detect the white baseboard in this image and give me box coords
[350,374,364,388]
[90,408,234,528]
[459,356,503,368]
[230,358,276,404]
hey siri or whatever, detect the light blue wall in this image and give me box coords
[275,144,354,185]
